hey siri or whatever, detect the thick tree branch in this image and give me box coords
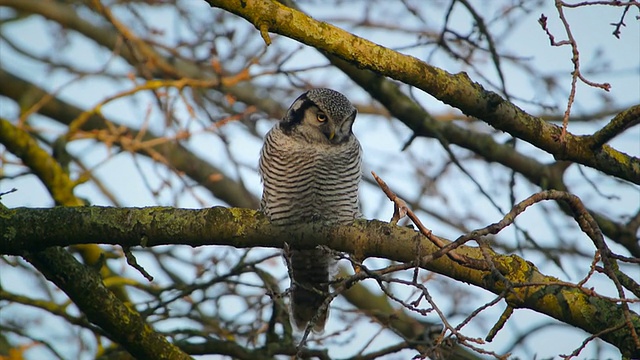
[24,247,193,360]
[0,118,83,206]
[205,0,639,185]
[1,206,638,356]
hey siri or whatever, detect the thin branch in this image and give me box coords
[589,105,640,148]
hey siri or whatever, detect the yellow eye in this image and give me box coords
[316,113,327,122]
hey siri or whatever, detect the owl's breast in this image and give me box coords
[259,131,362,226]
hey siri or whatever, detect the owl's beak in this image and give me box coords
[328,131,335,140]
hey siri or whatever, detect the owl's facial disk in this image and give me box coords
[298,105,356,144]
[281,90,357,144]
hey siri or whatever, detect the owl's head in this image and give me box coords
[281,88,357,144]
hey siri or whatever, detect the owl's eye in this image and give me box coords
[316,113,327,122]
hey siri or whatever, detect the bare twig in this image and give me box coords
[486,305,514,342]
[123,246,154,281]
[371,171,486,270]
[538,6,612,141]
[0,187,17,198]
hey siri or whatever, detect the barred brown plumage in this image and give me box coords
[259,88,362,332]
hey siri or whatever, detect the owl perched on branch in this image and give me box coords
[259,88,362,332]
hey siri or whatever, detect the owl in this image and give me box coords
[259,88,362,332]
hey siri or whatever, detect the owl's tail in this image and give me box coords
[289,249,332,332]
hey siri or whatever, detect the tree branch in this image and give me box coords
[0,118,83,206]
[590,105,640,149]
[204,0,639,185]
[25,247,193,360]
[1,206,638,356]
